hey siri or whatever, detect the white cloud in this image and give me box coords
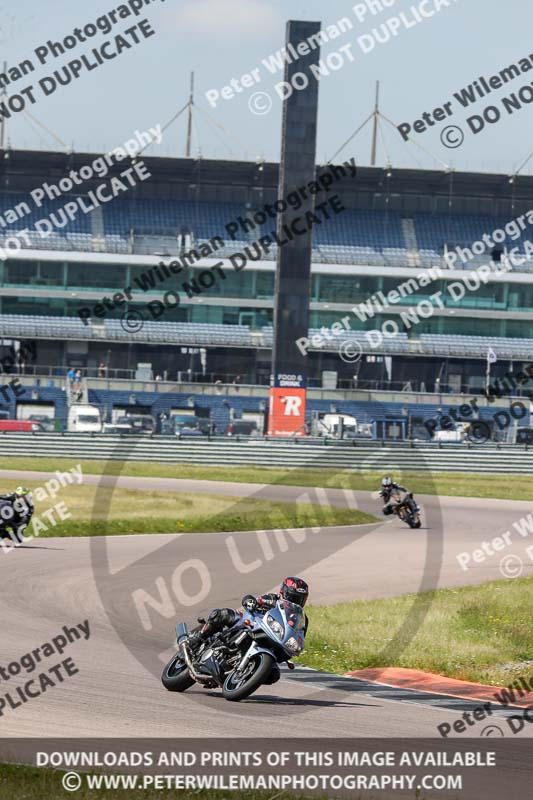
[174,0,282,40]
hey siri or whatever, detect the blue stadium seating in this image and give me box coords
[0,315,532,359]
[1,189,532,271]
[103,199,244,239]
[0,193,91,232]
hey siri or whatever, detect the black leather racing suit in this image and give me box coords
[198,593,277,639]
[194,592,308,684]
[0,493,34,540]
[380,483,417,516]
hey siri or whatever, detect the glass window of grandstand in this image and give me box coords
[126,265,258,299]
[68,263,127,290]
[130,265,158,292]
[255,271,275,299]
[4,259,64,288]
[221,308,271,329]
[445,282,506,310]
[189,305,265,326]
[381,277,445,305]
[116,301,188,322]
[2,296,67,316]
[312,310,365,330]
[316,276,378,304]
[184,268,255,299]
[438,318,504,336]
[508,284,533,311]
[506,319,533,337]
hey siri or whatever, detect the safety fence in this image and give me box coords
[0,433,532,474]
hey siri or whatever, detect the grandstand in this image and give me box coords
[0,149,532,433]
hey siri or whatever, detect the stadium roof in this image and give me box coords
[0,148,531,207]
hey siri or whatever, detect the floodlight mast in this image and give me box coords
[0,61,7,149]
[186,71,195,158]
[370,80,380,166]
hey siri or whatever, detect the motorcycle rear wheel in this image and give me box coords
[222,653,275,702]
[161,651,195,692]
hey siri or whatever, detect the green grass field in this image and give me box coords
[301,576,533,685]
[2,456,523,500]
[5,481,374,537]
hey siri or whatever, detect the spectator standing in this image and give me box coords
[74,369,83,402]
[67,367,76,397]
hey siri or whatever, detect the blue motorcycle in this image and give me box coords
[162,599,306,702]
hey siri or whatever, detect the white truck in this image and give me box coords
[68,404,102,433]
[433,422,469,442]
[318,413,358,438]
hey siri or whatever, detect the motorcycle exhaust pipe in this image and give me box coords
[178,640,212,684]
[175,622,189,644]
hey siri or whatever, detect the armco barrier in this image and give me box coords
[0,433,532,474]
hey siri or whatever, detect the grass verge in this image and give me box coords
[1,457,524,500]
[6,482,375,537]
[300,576,533,686]
[0,764,320,800]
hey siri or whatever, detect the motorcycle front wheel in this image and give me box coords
[161,651,195,692]
[222,652,275,702]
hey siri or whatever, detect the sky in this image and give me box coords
[1,0,532,176]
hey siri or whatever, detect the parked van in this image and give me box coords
[116,414,156,434]
[172,415,208,437]
[318,414,358,438]
[227,420,258,436]
[0,420,43,432]
[68,404,102,433]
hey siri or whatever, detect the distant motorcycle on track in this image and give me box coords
[0,492,34,544]
[389,490,421,529]
[162,598,306,702]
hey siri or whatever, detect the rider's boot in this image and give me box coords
[188,608,237,646]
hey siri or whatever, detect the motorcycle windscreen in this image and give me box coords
[281,600,305,632]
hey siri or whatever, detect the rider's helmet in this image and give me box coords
[381,476,393,488]
[279,577,309,608]
[14,486,33,510]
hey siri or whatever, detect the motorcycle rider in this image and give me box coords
[191,576,310,644]
[0,486,34,541]
[379,476,419,516]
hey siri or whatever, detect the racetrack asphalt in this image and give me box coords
[1,470,532,740]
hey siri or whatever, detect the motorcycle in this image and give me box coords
[390,491,421,529]
[0,501,33,544]
[161,598,306,702]
[0,518,32,543]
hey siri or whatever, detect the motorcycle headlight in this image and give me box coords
[285,636,303,654]
[266,615,284,639]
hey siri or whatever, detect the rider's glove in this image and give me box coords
[242,595,257,611]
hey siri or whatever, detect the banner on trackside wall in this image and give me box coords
[267,372,307,437]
